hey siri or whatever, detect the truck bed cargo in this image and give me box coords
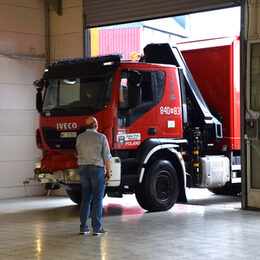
[178,37,240,151]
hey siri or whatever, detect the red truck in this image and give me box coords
[31,36,241,211]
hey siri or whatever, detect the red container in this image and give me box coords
[178,37,240,151]
[99,27,141,60]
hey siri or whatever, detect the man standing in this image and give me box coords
[76,117,111,235]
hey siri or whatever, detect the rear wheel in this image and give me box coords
[208,183,241,196]
[136,160,179,212]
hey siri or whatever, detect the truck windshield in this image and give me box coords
[42,74,113,115]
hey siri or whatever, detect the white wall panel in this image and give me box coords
[50,6,83,35]
[0,136,35,162]
[63,0,82,9]
[49,1,83,62]
[50,33,83,60]
[0,0,46,198]
[0,185,45,199]
[0,3,44,34]
[0,85,36,110]
[0,58,45,84]
[0,161,36,187]
[0,0,43,9]
[0,110,35,135]
[0,31,45,56]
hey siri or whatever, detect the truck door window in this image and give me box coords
[118,69,165,127]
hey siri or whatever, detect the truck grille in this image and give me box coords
[42,127,85,150]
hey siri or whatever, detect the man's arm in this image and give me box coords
[105,159,111,181]
[102,134,112,181]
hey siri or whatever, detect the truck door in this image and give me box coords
[115,68,165,149]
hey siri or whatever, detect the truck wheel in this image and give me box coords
[66,186,82,204]
[208,183,241,196]
[142,160,179,212]
[135,184,150,210]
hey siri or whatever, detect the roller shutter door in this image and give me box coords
[84,0,240,28]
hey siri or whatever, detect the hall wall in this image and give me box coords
[0,0,46,198]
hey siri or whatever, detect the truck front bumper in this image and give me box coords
[23,168,80,190]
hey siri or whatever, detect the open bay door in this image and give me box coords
[83,0,239,28]
[83,0,253,208]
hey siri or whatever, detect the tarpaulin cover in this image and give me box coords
[41,151,78,172]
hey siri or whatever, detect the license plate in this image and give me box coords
[60,132,77,138]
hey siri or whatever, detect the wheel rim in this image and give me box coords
[155,170,173,201]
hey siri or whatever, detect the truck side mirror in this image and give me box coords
[36,91,42,112]
[34,79,48,112]
[33,79,44,91]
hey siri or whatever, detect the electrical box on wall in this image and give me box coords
[246,119,258,140]
[245,109,260,140]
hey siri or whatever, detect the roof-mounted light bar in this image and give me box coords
[56,54,122,65]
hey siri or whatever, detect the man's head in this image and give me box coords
[85,117,98,130]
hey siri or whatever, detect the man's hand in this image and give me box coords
[105,170,111,181]
[105,159,111,181]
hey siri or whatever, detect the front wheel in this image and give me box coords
[66,185,82,204]
[136,160,179,212]
[135,184,150,210]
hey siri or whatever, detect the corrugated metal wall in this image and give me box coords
[98,27,141,60]
[84,0,239,28]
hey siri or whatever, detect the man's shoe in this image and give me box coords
[93,228,108,235]
[80,230,90,235]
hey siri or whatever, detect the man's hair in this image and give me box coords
[86,117,98,129]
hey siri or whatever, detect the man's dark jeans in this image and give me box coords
[79,165,106,232]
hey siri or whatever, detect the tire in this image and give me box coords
[208,183,241,196]
[66,185,82,204]
[135,184,150,210]
[136,160,179,212]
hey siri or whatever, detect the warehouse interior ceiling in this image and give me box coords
[83,0,240,28]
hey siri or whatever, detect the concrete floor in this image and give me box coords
[0,189,259,260]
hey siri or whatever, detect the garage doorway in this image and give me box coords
[84,6,242,209]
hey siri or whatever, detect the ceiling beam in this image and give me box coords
[47,0,63,16]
